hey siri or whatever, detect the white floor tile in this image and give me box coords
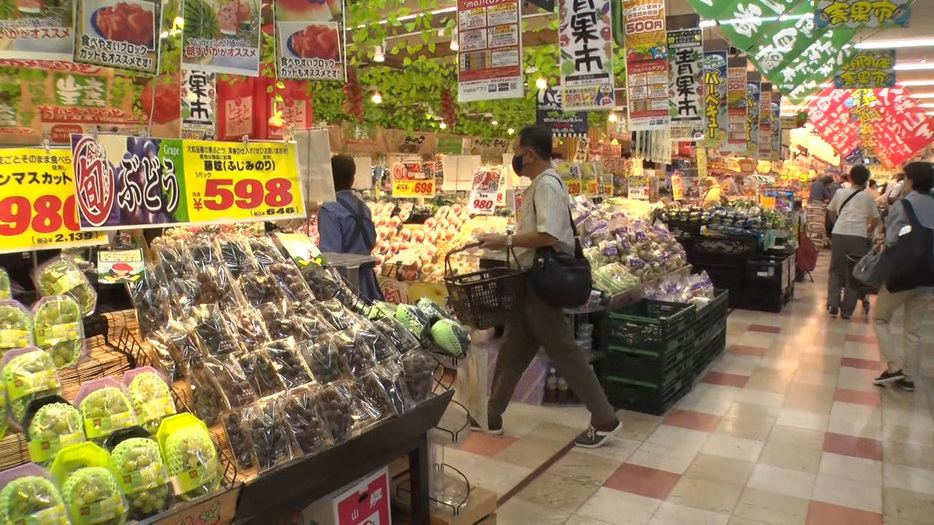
[576,487,660,525]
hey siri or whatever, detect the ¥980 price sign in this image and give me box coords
[468,190,497,215]
[0,148,106,254]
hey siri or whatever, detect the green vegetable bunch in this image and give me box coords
[61,467,126,525]
[34,296,85,369]
[2,350,60,422]
[0,476,67,524]
[37,258,96,316]
[110,438,170,517]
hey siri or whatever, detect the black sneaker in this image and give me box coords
[896,378,915,392]
[469,415,504,435]
[574,421,621,449]
[829,307,840,317]
[873,369,906,386]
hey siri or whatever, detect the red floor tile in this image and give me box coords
[603,463,681,500]
[457,432,517,458]
[833,388,882,407]
[748,324,782,334]
[822,432,884,461]
[840,357,881,371]
[728,345,768,356]
[806,501,882,525]
[663,409,722,432]
[702,371,750,388]
[846,334,878,344]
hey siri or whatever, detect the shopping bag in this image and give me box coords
[453,332,489,431]
[796,230,818,272]
[853,250,890,288]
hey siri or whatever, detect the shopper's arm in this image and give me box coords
[476,230,556,251]
[884,201,906,247]
[826,192,841,222]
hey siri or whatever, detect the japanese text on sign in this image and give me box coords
[667,28,703,142]
[759,89,772,158]
[0,148,107,254]
[391,162,435,198]
[703,52,728,148]
[815,0,910,29]
[746,81,760,157]
[558,0,615,111]
[0,1,74,60]
[536,87,589,137]
[624,0,668,130]
[182,69,217,140]
[73,0,160,74]
[834,50,895,89]
[725,66,747,151]
[181,0,261,76]
[456,0,524,102]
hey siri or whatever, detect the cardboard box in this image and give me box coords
[391,473,497,525]
[300,467,391,525]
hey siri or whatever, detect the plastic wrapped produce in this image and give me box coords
[258,302,303,341]
[108,436,170,519]
[191,304,239,356]
[2,347,61,424]
[0,382,6,440]
[262,338,313,390]
[335,329,377,379]
[299,336,345,385]
[222,306,270,350]
[267,263,315,303]
[75,379,138,442]
[416,298,453,324]
[157,414,221,501]
[35,257,97,315]
[220,410,254,471]
[152,240,193,280]
[401,351,435,403]
[238,269,286,308]
[33,296,86,369]
[185,237,220,273]
[237,351,286,397]
[280,386,332,456]
[145,329,179,382]
[247,236,288,266]
[364,361,413,415]
[240,398,297,472]
[195,266,243,309]
[292,309,334,344]
[313,383,353,443]
[50,443,128,525]
[187,368,222,426]
[215,233,257,278]
[372,317,421,353]
[160,321,206,375]
[203,356,256,409]
[167,275,201,319]
[364,323,400,362]
[395,304,430,341]
[24,398,85,465]
[316,299,363,331]
[0,464,69,525]
[430,318,470,357]
[0,300,33,358]
[0,268,11,300]
[123,368,176,433]
[128,264,170,338]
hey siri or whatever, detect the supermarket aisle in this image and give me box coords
[448,254,934,524]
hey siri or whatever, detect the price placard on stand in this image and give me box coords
[556,161,582,195]
[70,135,305,230]
[0,148,107,254]
[391,162,435,198]
[468,166,504,215]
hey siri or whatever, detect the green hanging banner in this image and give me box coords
[834,50,896,89]
[778,29,856,103]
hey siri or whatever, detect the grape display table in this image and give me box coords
[233,390,454,524]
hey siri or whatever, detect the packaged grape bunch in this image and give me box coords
[372,317,421,354]
[127,263,170,339]
[23,397,85,465]
[167,274,202,319]
[152,239,194,281]
[0,300,33,359]
[191,304,240,357]
[50,442,129,525]
[237,351,287,398]
[106,431,171,519]
[360,361,414,416]
[247,236,288,267]
[34,256,97,316]
[334,329,377,379]
[363,322,401,362]
[0,464,70,525]
[145,328,180,382]
[2,347,62,426]
[196,266,245,310]
[262,338,313,390]
[316,299,363,331]
[238,268,286,309]
[220,409,255,472]
[0,268,11,300]
[267,262,316,303]
[203,356,256,409]
[160,320,206,375]
[186,367,222,426]
[292,309,333,345]
[312,383,355,444]
[215,233,259,278]
[75,378,138,443]
[0,381,7,440]
[185,237,221,274]
[280,386,332,456]
[157,413,222,501]
[223,306,270,350]
[33,296,86,369]
[123,368,176,434]
[258,302,303,341]
[240,398,298,473]
[299,335,346,386]
[400,350,436,404]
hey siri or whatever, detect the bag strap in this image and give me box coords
[336,194,375,253]
[532,173,585,258]
[837,187,864,215]
[899,198,921,229]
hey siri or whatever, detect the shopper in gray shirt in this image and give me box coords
[872,162,934,392]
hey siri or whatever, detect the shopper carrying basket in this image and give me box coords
[470,126,621,449]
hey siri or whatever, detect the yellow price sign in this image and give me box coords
[584,180,599,196]
[391,162,435,198]
[0,148,107,254]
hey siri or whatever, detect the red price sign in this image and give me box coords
[200,178,296,211]
[584,180,599,196]
[469,190,497,215]
[566,180,582,195]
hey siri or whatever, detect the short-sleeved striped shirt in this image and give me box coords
[515,169,574,268]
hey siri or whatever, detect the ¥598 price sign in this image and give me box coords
[0,149,107,254]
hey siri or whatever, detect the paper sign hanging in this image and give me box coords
[623,0,668,130]
[815,0,911,29]
[745,79,760,158]
[724,63,747,152]
[536,86,588,137]
[181,0,262,76]
[758,87,772,159]
[558,0,615,111]
[73,0,161,74]
[468,167,504,215]
[771,95,782,162]
[667,28,703,142]
[181,69,217,140]
[391,162,435,198]
[275,0,346,81]
[0,0,74,60]
[702,51,728,149]
[834,50,895,89]
[456,0,524,102]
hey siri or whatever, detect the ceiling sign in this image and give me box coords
[834,50,895,89]
[779,29,855,104]
[667,28,704,142]
[870,86,934,166]
[623,0,668,129]
[807,87,861,158]
[559,0,616,111]
[815,0,911,29]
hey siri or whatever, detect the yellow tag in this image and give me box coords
[0,329,30,349]
[36,322,80,346]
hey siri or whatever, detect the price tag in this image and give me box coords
[603,183,613,196]
[584,180,599,196]
[391,162,436,198]
[0,148,107,254]
[566,180,582,196]
[468,190,497,215]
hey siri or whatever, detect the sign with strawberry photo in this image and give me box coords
[275,0,346,81]
[181,0,262,76]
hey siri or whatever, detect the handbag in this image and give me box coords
[529,175,593,309]
[853,246,890,288]
[885,199,934,293]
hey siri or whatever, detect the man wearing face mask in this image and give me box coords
[475,126,621,448]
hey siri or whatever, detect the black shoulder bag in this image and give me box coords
[529,175,592,309]
[884,198,934,293]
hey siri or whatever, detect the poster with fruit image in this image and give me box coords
[275,0,345,81]
[74,0,160,73]
[0,0,74,60]
[181,0,261,76]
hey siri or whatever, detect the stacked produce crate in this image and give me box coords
[691,290,730,377]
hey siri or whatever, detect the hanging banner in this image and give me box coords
[725,64,747,152]
[181,0,261,76]
[623,0,668,129]
[391,161,435,198]
[871,86,934,166]
[779,30,855,104]
[758,87,772,159]
[558,0,615,110]
[834,50,895,89]
[456,0,524,102]
[702,51,728,149]
[0,148,108,254]
[275,0,346,81]
[70,135,304,230]
[667,28,703,142]
[536,86,588,137]
[181,69,216,140]
[806,87,861,158]
[749,1,823,79]
[771,95,782,162]
[73,0,160,74]
[745,79,760,158]
[815,0,911,29]
[0,0,74,60]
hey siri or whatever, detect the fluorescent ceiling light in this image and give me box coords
[900,80,934,87]
[919,103,934,108]
[906,93,934,98]
[894,63,934,71]
[699,19,716,28]
[855,39,934,50]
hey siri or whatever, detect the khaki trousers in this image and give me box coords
[872,285,934,377]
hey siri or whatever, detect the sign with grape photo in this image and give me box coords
[73,0,161,74]
[0,0,75,60]
[181,0,261,76]
[275,0,345,81]
[70,134,305,230]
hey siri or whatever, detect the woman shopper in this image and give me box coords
[872,162,934,392]
[826,165,880,319]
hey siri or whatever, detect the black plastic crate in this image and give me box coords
[603,371,693,416]
[695,290,729,329]
[604,300,696,350]
[695,317,727,350]
[693,329,727,378]
[603,323,695,363]
[602,340,693,388]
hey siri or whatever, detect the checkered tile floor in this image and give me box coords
[444,253,934,524]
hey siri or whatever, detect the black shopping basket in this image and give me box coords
[444,243,526,329]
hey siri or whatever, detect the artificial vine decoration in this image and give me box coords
[343,68,365,122]
[440,88,455,129]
